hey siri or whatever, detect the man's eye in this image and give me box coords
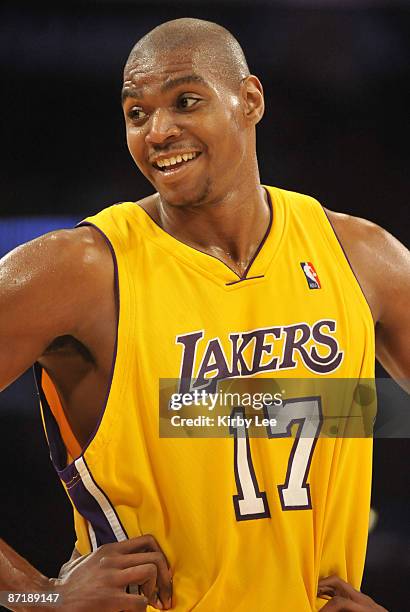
[128,107,147,121]
[178,96,200,110]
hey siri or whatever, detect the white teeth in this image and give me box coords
[155,152,198,169]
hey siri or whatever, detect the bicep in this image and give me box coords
[0,228,104,391]
[374,233,410,385]
[0,239,63,389]
[328,210,410,387]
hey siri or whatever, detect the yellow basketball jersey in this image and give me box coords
[36,186,375,611]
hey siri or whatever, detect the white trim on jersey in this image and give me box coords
[87,521,98,551]
[75,456,127,542]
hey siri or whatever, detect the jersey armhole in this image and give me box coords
[313,203,374,326]
[41,369,82,459]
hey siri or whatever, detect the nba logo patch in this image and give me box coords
[300,262,321,289]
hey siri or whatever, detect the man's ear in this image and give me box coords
[240,75,265,125]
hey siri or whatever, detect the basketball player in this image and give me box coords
[1,18,408,611]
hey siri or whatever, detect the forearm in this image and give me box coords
[0,539,50,591]
[0,539,58,611]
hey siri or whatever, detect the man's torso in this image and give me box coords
[36,186,375,611]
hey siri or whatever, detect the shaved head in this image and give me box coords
[125,18,250,90]
[123,18,265,210]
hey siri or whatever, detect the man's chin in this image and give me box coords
[157,180,211,209]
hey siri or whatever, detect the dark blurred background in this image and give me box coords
[0,1,409,610]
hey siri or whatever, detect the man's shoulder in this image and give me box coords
[265,184,320,207]
[80,193,160,239]
[84,193,158,220]
[37,225,111,266]
[266,185,388,250]
[325,210,410,324]
[0,225,113,295]
[325,209,388,254]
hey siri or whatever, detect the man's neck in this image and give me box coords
[155,181,271,278]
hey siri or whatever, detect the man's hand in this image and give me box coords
[50,535,172,612]
[318,575,388,611]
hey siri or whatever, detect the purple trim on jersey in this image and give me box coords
[137,187,273,282]
[240,188,273,280]
[322,208,373,315]
[225,275,265,287]
[62,458,128,546]
[33,363,67,471]
[32,371,127,547]
[70,221,120,464]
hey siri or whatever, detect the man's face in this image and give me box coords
[122,48,250,207]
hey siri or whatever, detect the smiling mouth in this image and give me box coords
[152,151,201,172]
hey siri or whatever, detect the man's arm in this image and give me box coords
[0,536,172,611]
[0,538,50,593]
[0,228,139,609]
[328,211,410,387]
[0,226,112,391]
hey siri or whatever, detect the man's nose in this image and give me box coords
[145,108,182,145]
